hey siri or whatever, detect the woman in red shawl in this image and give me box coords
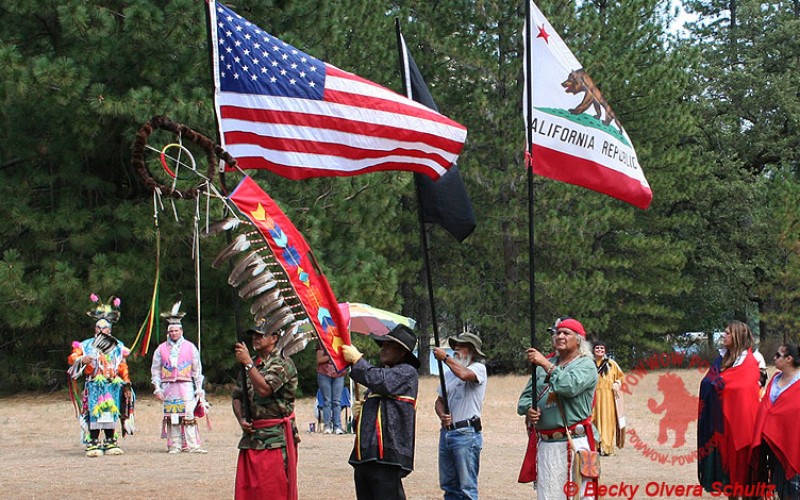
[697,321,761,496]
[751,343,800,499]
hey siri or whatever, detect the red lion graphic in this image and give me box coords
[646,372,699,448]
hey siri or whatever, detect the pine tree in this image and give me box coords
[682,0,800,339]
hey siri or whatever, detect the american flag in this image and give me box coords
[209,1,467,180]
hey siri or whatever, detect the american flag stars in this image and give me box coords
[215,4,324,99]
[209,0,466,180]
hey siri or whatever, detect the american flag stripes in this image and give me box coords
[209,1,467,180]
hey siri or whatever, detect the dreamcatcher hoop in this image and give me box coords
[130,115,241,355]
[129,115,341,374]
[131,115,237,199]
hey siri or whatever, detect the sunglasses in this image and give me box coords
[774,351,788,359]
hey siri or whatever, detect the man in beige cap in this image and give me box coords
[432,331,487,500]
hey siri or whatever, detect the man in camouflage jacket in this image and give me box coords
[232,321,300,500]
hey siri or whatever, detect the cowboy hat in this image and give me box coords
[370,324,420,369]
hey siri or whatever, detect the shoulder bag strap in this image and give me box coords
[555,394,576,453]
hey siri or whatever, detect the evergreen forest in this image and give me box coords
[1,0,799,395]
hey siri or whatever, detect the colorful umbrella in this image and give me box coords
[339,302,416,336]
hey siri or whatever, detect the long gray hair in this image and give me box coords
[550,332,593,358]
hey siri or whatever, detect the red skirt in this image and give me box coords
[235,447,297,500]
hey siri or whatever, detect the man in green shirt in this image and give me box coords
[517,317,598,499]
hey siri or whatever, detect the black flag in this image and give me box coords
[397,28,477,242]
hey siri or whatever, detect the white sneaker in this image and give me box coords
[168,448,181,454]
[323,426,332,435]
[334,428,345,435]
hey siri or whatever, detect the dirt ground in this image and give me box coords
[0,367,736,499]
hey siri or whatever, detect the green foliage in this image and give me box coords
[680,0,800,338]
[755,176,800,337]
[1,0,798,392]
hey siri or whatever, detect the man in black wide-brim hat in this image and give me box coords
[342,324,420,500]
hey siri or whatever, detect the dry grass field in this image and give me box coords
[0,367,751,499]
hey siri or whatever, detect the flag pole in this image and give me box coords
[206,0,250,421]
[395,19,450,414]
[524,0,538,393]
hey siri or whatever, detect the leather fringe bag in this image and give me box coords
[572,446,600,479]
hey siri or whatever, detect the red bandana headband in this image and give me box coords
[557,318,586,337]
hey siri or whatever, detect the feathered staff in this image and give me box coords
[213,176,350,368]
[131,115,348,368]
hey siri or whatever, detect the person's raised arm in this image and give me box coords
[234,342,272,398]
[433,347,478,383]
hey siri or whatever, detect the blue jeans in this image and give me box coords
[439,427,482,500]
[317,373,345,430]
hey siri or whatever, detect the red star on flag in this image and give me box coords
[537,25,550,43]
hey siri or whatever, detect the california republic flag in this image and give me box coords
[524,1,653,209]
